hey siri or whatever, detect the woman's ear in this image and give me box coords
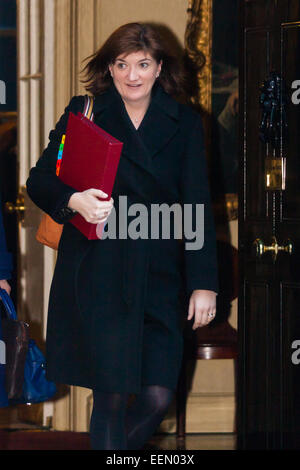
[108,64,113,78]
[155,61,162,79]
[158,60,162,75]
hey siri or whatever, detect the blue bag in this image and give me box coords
[11,338,57,405]
[0,288,57,405]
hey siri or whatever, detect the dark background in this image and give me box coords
[211,0,239,195]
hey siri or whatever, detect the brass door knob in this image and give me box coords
[253,236,293,261]
[5,194,25,220]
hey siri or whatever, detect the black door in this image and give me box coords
[238,0,300,449]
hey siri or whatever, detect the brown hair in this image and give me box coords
[80,22,185,97]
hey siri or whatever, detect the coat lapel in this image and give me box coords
[92,82,180,178]
[137,82,180,160]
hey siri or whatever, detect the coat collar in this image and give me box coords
[92,82,180,177]
[92,81,179,122]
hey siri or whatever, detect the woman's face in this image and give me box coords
[109,50,162,105]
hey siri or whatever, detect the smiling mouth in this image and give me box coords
[127,84,142,87]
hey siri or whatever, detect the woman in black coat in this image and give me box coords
[26,23,218,450]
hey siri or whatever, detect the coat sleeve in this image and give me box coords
[0,195,13,280]
[26,95,85,224]
[180,114,219,296]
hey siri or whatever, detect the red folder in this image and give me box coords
[58,111,123,239]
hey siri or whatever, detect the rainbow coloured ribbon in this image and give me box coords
[56,134,66,176]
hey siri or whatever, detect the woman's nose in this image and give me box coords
[128,66,139,81]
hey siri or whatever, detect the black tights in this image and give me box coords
[89,385,174,450]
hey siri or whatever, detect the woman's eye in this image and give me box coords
[140,63,149,68]
[117,63,126,69]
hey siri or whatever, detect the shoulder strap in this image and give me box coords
[0,288,17,320]
[83,95,95,121]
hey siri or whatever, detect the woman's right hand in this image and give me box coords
[68,189,114,224]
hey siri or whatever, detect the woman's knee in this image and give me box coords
[92,390,128,418]
[143,385,174,415]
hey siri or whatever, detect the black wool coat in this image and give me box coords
[26,82,219,394]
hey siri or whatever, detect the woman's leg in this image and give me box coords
[89,389,129,450]
[126,384,174,450]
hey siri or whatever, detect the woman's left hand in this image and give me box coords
[187,290,217,330]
